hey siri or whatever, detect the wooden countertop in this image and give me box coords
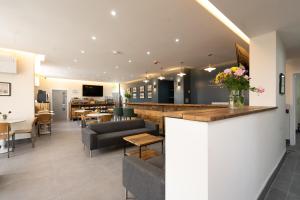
[164,106,277,122]
[127,102,226,108]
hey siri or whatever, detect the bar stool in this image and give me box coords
[113,107,123,121]
[123,107,137,120]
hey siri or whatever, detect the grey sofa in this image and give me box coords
[81,119,159,156]
[123,155,165,200]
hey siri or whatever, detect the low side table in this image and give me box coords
[123,133,164,160]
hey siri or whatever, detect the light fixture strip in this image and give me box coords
[195,0,250,44]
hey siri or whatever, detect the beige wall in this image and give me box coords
[0,50,35,131]
[36,77,119,117]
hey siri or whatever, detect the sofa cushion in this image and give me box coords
[89,119,145,134]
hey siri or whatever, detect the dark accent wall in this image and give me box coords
[190,65,249,104]
[124,66,248,105]
[125,71,187,104]
[125,80,158,103]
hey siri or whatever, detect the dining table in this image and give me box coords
[0,118,25,154]
[86,113,112,122]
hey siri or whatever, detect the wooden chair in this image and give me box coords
[0,123,15,158]
[14,117,38,148]
[101,114,113,123]
[81,115,98,127]
[37,113,52,136]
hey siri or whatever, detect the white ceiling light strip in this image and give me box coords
[195,0,250,44]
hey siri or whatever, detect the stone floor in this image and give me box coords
[0,121,160,200]
[265,135,300,200]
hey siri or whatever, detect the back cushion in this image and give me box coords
[90,119,145,133]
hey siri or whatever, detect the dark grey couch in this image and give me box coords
[81,119,159,156]
[123,155,165,200]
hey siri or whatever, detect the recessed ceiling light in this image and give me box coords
[115,65,119,69]
[110,10,117,16]
[128,59,132,63]
[80,50,85,54]
[146,51,151,55]
[73,59,78,63]
[112,50,122,55]
[175,38,180,43]
[103,71,107,74]
[91,36,97,40]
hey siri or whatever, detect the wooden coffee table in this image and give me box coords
[123,133,164,160]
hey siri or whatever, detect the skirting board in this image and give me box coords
[257,151,287,200]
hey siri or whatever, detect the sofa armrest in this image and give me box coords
[81,128,98,150]
[145,120,159,135]
[123,156,165,200]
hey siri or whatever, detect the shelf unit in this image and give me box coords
[69,102,114,120]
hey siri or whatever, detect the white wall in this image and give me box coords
[166,109,286,200]
[250,31,289,141]
[0,50,35,131]
[286,58,300,105]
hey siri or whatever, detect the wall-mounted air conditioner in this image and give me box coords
[0,53,17,74]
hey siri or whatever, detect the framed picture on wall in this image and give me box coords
[147,85,152,92]
[140,86,145,92]
[140,92,145,99]
[126,88,131,93]
[133,93,137,99]
[133,87,137,93]
[0,82,11,96]
[148,92,152,99]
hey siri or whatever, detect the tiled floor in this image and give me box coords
[0,121,160,200]
[265,135,300,200]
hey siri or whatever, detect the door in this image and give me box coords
[52,90,67,121]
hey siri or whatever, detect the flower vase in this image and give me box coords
[229,90,245,109]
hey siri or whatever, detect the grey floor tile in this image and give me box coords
[287,194,300,200]
[265,188,287,200]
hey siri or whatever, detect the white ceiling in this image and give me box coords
[0,0,247,82]
[210,0,300,58]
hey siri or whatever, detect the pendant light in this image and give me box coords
[158,68,166,80]
[143,72,150,83]
[204,53,216,72]
[177,61,186,77]
[154,60,165,80]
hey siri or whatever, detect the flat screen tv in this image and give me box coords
[82,85,103,97]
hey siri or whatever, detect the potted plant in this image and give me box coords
[124,92,132,104]
[214,66,264,109]
[0,111,12,120]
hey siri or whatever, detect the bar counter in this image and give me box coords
[127,102,276,132]
[164,106,277,122]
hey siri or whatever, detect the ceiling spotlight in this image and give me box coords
[73,59,78,63]
[110,10,117,16]
[80,50,85,54]
[175,38,180,43]
[103,71,107,74]
[146,51,151,55]
[128,59,132,63]
[91,36,97,40]
[115,65,119,69]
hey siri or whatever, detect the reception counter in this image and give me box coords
[165,106,286,200]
